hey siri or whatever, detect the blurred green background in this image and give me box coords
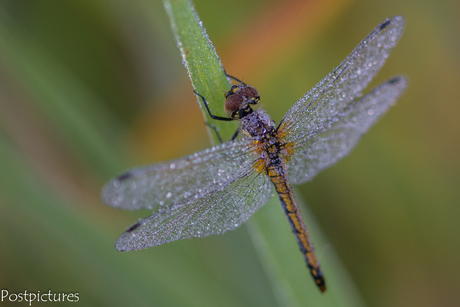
[1,0,459,306]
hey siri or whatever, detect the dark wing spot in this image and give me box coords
[388,76,401,84]
[126,222,141,233]
[379,19,391,30]
[117,172,133,181]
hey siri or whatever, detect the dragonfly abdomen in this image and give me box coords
[267,164,326,292]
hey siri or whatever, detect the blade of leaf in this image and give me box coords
[163,0,237,144]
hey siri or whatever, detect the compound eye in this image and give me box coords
[224,85,239,98]
[240,85,260,104]
[224,92,243,117]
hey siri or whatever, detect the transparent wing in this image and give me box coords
[279,16,405,150]
[101,138,258,211]
[286,76,407,184]
[115,170,273,251]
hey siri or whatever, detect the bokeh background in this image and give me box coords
[1,0,459,306]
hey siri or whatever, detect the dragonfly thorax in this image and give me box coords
[240,109,276,140]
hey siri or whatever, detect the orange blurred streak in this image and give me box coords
[133,79,208,162]
[135,0,350,160]
[220,0,351,80]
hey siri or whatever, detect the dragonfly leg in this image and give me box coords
[230,129,239,141]
[224,69,246,85]
[205,122,224,144]
[194,89,239,143]
[193,89,233,121]
[207,121,239,143]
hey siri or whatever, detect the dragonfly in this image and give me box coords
[102,16,407,292]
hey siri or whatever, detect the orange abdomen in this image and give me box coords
[267,165,326,292]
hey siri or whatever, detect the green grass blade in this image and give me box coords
[163,0,237,144]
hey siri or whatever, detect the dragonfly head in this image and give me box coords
[224,84,260,119]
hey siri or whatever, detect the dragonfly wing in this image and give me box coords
[286,76,407,184]
[115,170,273,251]
[279,16,405,148]
[101,138,258,211]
